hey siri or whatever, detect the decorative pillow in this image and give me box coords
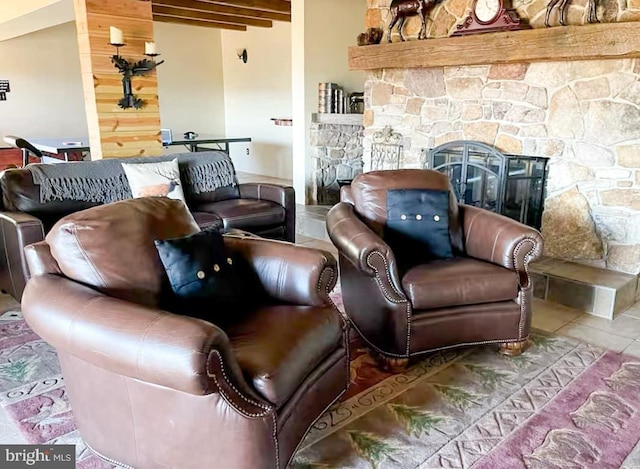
[384,188,453,268]
[122,158,187,204]
[154,227,264,323]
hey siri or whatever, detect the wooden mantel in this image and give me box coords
[349,22,640,70]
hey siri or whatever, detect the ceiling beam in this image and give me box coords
[152,0,290,22]
[152,5,273,27]
[152,13,247,30]
[198,0,290,14]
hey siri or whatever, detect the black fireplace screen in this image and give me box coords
[423,141,549,229]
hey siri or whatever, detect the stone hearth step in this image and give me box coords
[296,204,331,241]
[530,257,638,320]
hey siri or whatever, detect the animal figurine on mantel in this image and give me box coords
[545,0,600,26]
[388,0,443,43]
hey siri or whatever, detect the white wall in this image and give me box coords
[0,21,226,150]
[292,0,367,203]
[155,21,226,147]
[220,22,293,179]
[0,22,88,142]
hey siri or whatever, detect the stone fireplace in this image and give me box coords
[356,2,640,275]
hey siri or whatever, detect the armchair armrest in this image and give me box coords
[22,275,270,415]
[223,236,337,307]
[460,204,543,287]
[327,202,405,302]
[0,211,45,300]
[238,183,295,242]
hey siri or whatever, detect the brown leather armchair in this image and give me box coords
[21,197,348,469]
[327,169,543,370]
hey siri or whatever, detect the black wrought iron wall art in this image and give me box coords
[109,27,163,110]
[0,80,10,101]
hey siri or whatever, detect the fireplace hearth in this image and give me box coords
[424,141,549,229]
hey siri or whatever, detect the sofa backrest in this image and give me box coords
[46,197,199,307]
[0,151,240,231]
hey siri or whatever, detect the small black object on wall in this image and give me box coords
[0,80,10,101]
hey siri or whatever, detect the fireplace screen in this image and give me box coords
[423,141,549,229]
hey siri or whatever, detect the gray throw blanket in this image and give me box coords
[28,151,238,204]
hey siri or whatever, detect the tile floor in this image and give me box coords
[3,176,640,444]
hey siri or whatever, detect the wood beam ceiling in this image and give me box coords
[150,0,290,29]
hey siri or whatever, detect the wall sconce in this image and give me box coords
[109,26,164,110]
[236,48,248,64]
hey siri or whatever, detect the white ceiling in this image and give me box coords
[0,0,74,42]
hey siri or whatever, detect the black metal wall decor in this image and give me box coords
[0,80,10,101]
[423,141,549,229]
[109,38,163,110]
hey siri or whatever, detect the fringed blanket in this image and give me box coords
[28,151,237,204]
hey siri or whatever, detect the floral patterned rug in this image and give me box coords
[294,335,640,469]
[0,308,111,468]
[2,293,640,469]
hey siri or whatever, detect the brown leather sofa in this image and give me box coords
[0,152,294,301]
[327,169,543,370]
[21,197,347,469]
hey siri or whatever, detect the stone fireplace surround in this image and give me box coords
[355,2,640,275]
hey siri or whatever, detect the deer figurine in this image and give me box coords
[388,0,441,43]
[545,0,599,26]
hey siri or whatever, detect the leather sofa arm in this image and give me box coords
[22,275,270,415]
[224,236,337,307]
[460,204,544,287]
[0,211,45,300]
[327,203,405,301]
[238,183,296,242]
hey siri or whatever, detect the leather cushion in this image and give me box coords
[191,211,223,230]
[154,227,264,322]
[46,197,199,307]
[226,304,342,407]
[402,257,519,310]
[196,199,285,231]
[349,169,463,252]
[385,188,453,266]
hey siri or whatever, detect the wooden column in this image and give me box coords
[74,0,162,159]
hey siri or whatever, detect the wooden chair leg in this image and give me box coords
[375,353,409,373]
[498,339,529,356]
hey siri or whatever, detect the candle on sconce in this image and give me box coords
[145,42,157,55]
[110,26,124,45]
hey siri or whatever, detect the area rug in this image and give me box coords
[2,295,640,469]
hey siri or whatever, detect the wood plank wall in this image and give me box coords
[74,0,162,159]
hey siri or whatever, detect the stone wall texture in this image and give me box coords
[364,59,640,273]
[310,123,364,205]
[362,3,640,274]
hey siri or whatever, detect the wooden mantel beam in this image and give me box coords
[152,0,291,22]
[349,22,640,70]
[152,5,273,27]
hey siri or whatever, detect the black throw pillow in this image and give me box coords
[384,188,453,268]
[154,227,264,324]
